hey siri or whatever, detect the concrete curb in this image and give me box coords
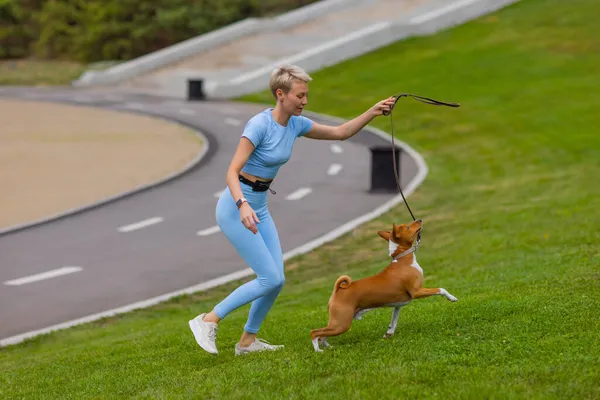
[204,0,521,99]
[71,0,360,87]
[0,98,216,237]
[72,18,262,87]
[0,109,426,347]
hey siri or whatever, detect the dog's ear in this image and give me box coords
[377,230,391,241]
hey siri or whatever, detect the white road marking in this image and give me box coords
[286,188,312,200]
[197,226,221,236]
[159,100,183,107]
[180,109,195,115]
[4,267,82,286]
[118,217,163,233]
[104,95,124,101]
[410,0,481,24]
[123,102,144,110]
[225,118,241,126]
[328,164,343,175]
[330,144,343,154]
[219,106,240,115]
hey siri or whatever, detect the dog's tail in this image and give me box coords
[333,275,352,294]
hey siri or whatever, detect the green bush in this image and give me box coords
[0,0,43,58]
[34,0,86,60]
[1,0,319,62]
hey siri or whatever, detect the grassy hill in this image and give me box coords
[1,0,599,398]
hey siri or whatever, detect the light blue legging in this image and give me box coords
[213,184,284,334]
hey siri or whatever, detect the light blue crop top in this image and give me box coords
[241,108,314,179]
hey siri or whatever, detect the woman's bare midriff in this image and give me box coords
[239,171,272,183]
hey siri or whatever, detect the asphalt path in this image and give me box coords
[0,87,419,343]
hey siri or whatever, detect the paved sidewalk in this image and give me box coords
[117,0,449,95]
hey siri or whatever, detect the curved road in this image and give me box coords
[0,87,421,345]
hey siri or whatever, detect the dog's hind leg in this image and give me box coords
[310,327,337,352]
[384,306,402,338]
[310,306,354,352]
[310,324,352,352]
[353,307,376,320]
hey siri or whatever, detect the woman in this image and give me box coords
[189,64,396,355]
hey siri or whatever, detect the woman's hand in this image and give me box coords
[239,203,260,234]
[370,96,397,117]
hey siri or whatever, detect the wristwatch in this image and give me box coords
[236,198,248,209]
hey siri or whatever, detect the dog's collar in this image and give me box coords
[391,239,420,263]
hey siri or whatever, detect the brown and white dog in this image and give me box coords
[310,219,458,352]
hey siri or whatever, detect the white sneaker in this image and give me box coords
[235,338,284,356]
[188,313,218,354]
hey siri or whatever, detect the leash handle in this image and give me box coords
[383,93,460,116]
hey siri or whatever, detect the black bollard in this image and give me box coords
[187,79,205,101]
[369,146,401,193]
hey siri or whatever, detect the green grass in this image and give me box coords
[2,0,600,398]
[0,59,88,86]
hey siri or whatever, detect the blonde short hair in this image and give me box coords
[269,64,312,98]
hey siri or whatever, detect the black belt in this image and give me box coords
[239,174,276,194]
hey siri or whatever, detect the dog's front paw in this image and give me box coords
[441,289,458,302]
[383,332,394,339]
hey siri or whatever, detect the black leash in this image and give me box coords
[382,93,460,239]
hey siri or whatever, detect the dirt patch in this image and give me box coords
[0,99,204,230]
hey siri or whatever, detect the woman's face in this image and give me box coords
[278,80,308,116]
